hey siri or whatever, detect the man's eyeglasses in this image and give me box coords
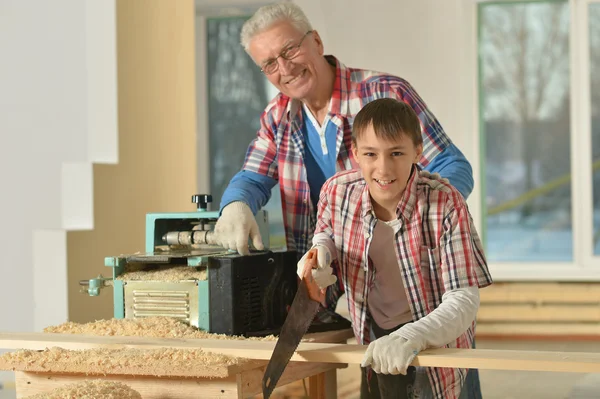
[260,31,313,75]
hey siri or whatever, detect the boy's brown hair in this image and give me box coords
[352,98,423,147]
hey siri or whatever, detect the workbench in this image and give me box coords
[0,329,354,399]
[4,328,600,398]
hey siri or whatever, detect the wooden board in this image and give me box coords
[14,371,241,399]
[477,283,600,337]
[479,283,600,304]
[477,323,600,337]
[0,329,354,379]
[0,351,261,378]
[4,332,600,374]
[11,361,345,399]
[477,304,600,322]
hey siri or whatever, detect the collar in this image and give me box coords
[287,55,350,119]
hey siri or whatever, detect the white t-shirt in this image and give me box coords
[367,219,413,329]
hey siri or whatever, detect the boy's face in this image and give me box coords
[352,124,423,215]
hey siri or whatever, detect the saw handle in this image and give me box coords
[301,249,326,304]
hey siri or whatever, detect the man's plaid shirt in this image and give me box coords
[241,56,453,256]
[313,168,493,399]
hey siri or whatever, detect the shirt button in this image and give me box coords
[302,234,306,239]
[303,199,307,204]
[364,232,370,238]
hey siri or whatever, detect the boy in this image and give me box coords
[297,98,493,399]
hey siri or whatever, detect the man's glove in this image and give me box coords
[209,202,264,255]
[297,245,337,290]
[360,333,423,375]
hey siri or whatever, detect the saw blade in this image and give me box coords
[262,278,321,398]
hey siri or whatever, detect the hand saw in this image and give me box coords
[262,249,325,398]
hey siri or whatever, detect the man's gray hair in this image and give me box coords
[240,2,313,52]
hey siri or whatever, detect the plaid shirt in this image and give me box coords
[313,168,493,399]
[241,56,452,256]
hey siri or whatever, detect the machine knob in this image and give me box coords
[192,194,212,211]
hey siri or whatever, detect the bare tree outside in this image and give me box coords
[480,2,572,261]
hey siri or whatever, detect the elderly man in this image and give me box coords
[210,2,481,398]
[212,2,473,257]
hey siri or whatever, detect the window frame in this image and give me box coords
[476,0,600,280]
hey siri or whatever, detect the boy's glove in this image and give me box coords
[296,245,337,290]
[360,332,423,375]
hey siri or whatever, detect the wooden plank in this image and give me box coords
[304,328,354,343]
[5,332,600,373]
[476,323,600,336]
[14,371,240,399]
[480,283,600,304]
[237,361,344,397]
[477,305,600,322]
[0,329,354,379]
[0,348,261,378]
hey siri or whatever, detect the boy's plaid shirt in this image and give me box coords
[314,168,493,399]
[241,56,452,256]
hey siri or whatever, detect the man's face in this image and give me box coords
[352,124,423,215]
[248,21,324,101]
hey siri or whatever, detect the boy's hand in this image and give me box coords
[360,334,422,375]
[297,245,337,290]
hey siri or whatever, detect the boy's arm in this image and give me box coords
[362,198,491,375]
[313,180,344,311]
[361,287,479,375]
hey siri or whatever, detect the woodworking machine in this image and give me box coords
[80,194,300,336]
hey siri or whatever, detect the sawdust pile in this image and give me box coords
[117,265,207,281]
[22,380,141,399]
[0,318,280,378]
[2,346,245,378]
[43,316,276,341]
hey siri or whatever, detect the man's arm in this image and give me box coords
[219,170,277,215]
[211,106,281,254]
[423,144,473,199]
[384,78,474,198]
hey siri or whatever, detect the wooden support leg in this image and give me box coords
[308,372,325,399]
[309,369,336,399]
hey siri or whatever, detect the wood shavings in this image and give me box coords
[22,379,141,399]
[117,265,207,281]
[0,317,274,377]
[0,347,247,378]
[43,316,276,341]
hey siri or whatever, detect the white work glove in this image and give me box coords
[360,333,422,375]
[296,245,337,290]
[360,287,480,375]
[210,202,264,256]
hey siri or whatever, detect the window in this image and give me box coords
[196,8,285,248]
[479,0,600,278]
[590,3,600,253]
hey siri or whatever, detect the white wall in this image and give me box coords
[0,0,117,333]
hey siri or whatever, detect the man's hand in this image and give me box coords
[210,202,264,255]
[360,334,421,375]
[297,245,337,290]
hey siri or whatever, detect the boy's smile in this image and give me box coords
[352,123,423,220]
